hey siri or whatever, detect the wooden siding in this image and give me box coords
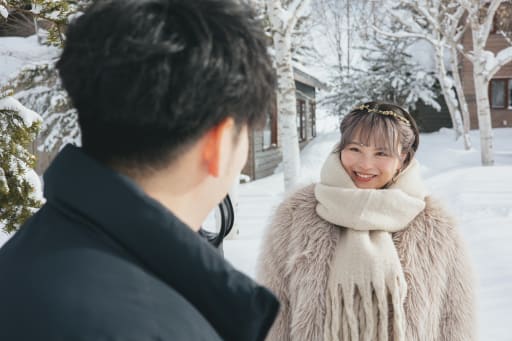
[242,130,256,180]
[253,145,282,180]
[461,29,512,129]
[243,80,317,180]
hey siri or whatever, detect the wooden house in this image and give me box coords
[242,67,327,180]
[461,2,512,129]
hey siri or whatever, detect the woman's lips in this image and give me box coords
[354,172,376,183]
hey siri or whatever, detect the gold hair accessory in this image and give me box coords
[356,104,411,126]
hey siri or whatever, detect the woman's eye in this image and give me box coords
[349,147,360,152]
[376,151,389,157]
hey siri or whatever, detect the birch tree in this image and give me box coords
[266,0,312,190]
[380,0,472,149]
[457,0,512,165]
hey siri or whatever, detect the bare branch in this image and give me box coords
[285,0,311,38]
[265,0,285,32]
[498,30,512,46]
[481,0,506,43]
[487,46,512,78]
[372,24,439,47]
[453,15,470,42]
[413,1,442,28]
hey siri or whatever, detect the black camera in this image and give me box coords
[198,194,234,251]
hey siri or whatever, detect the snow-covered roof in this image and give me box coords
[293,64,329,91]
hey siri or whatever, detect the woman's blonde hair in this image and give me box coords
[338,101,419,169]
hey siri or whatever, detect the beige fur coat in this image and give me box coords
[257,184,476,341]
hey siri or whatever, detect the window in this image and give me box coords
[490,78,512,109]
[296,99,306,141]
[262,106,277,149]
[509,79,512,109]
[309,101,316,138]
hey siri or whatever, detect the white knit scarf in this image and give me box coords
[314,151,427,341]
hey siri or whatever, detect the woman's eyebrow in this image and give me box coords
[348,142,390,152]
[348,141,366,147]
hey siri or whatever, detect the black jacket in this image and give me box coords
[0,145,279,341]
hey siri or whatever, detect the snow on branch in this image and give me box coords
[487,46,512,78]
[0,96,41,128]
[412,2,440,29]
[285,0,311,38]
[498,30,512,46]
[0,2,8,19]
[372,25,439,47]
[453,17,470,42]
[266,0,286,33]
[390,5,428,34]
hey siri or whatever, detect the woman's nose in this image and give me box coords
[357,154,374,170]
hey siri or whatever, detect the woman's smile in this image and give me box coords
[353,171,377,183]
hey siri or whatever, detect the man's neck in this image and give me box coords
[133,169,210,231]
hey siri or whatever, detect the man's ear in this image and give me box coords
[201,117,235,177]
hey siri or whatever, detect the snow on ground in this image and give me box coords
[225,127,512,341]
[0,127,509,338]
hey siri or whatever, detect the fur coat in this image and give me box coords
[257,184,476,341]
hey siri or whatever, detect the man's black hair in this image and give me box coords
[57,0,276,170]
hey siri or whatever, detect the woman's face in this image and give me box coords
[340,140,403,189]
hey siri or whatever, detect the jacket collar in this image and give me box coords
[44,145,278,341]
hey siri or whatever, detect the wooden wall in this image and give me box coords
[243,80,317,180]
[461,29,512,129]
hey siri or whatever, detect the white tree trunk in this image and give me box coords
[267,0,304,190]
[434,45,465,140]
[459,0,512,165]
[448,46,472,149]
[473,60,495,165]
[469,14,495,166]
[275,33,301,189]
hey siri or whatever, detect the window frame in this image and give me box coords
[509,79,512,110]
[309,100,316,138]
[296,99,306,142]
[262,104,278,150]
[489,78,509,109]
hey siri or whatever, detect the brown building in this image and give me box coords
[242,67,327,181]
[461,3,512,129]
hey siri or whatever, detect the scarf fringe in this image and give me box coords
[325,282,406,341]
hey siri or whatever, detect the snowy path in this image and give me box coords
[427,167,512,340]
